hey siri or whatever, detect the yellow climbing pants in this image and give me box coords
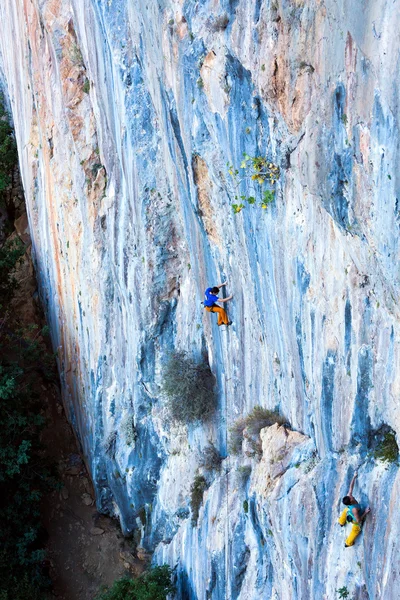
[205,305,229,326]
[338,509,362,546]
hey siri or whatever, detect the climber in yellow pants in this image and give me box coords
[203,282,233,327]
[338,471,371,547]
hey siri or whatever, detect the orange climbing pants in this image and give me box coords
[205,305,229,326]
[338,509,362,546]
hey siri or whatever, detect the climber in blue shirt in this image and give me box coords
[203,282,233,326]
[338,471,371,547]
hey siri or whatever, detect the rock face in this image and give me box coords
[1,1,399,598]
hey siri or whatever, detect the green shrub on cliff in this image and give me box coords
[0,237,25,304]
[373,429,399,464]
[95,565,175,600]
[0,94,18,194]
[190,474,208,526]
[228,154,280,213]
[162,352,216,424]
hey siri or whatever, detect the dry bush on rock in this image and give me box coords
[162,352,216,424]
[199,442,223,472]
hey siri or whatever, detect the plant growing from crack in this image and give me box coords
[228,154,280,214]
[190,474,208,526]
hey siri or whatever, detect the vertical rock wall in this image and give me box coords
[1,0,399,598]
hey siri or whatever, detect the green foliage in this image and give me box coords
[243,500,249,513]
[0,230,57,595]
[232,203,244,214]
[336,586,349,599]
[0,570,44,600]
[95,565,175,600]
[0,95,18,195]
[82,79,90,93]
[162,352,216,424]
[228,153,280,213]
[0,360,57,592]
[262,190,275,209]
[0,237,25,303]
[341,114,348,125]
[70,43,83,66]
[373,430,399,463]
[190,475,208,526]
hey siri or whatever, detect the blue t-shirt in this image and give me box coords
[204,287,219,307]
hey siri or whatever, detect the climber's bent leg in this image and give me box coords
[205,305,229,326]
[345,523,361,547]
[213,305,229,325]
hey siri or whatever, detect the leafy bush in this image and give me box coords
[0,357,58,594]
[0,237,25,303]
[199,442,223,472]
[190,475,208,526]
[372,428,399,463]
[0,194,57,596]
[228,153,280,213]
[0,569,44,600]
[95,565,175,600]
[162,352,216,424]
[0,94,18,194]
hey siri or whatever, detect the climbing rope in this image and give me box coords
[224,369,230,600]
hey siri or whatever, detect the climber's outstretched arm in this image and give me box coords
[347,471,358,497]
[218,295,232,303]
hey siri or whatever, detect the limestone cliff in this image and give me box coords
[1,1,399,598]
